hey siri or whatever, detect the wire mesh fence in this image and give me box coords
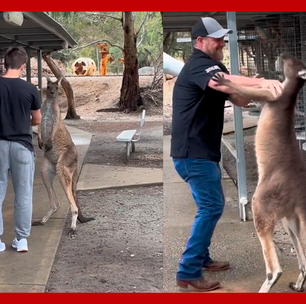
[237,12,306,144]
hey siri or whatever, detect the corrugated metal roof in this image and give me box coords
[162,12,293,32]
[0,12,77,56]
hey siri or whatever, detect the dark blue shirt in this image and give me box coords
[171,48,229,162]
[0,77,41,152]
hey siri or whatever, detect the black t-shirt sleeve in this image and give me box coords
[30,85,41,111]
[189,59,229,92]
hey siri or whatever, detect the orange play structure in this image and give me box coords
[97,42,114,76]
[72,57,97,76]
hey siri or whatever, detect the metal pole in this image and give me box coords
[37,49,43,103]
[26,48,31,83]
[96,47,100,75]
[226,12,249,221]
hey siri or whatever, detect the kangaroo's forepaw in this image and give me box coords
[289,282,304,292]
[32,220,45,226]
[44,138,53,152]
[44,145,52,152]
[212,72,227,84]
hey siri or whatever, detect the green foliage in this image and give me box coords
[46,12,162,74]
[163,32,193,62]
[136,12,163,67]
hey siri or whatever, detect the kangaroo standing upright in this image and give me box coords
[213,53,306,292]
[33,76,94,235]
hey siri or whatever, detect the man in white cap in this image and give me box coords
[171,17,283,292]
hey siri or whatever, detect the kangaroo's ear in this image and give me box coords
[46,76,52,83]
[298,69,306,79]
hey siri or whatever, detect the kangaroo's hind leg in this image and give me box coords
[252,193,282,292]
[55,161,79,236]
[282,216,306,292]
[32,158,60,226]
[71,167,95,224]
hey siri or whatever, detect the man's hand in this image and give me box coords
[260,79,284,99]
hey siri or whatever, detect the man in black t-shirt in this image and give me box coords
[0,46,41,253]
[171,17,284,292]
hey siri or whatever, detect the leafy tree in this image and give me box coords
[46,11,162,113]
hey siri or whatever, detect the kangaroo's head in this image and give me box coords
[46,76,63,98]
[280,52,306,90]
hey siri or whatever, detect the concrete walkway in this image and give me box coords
[163,135,301,293]
[0,125,162,292]
[78,164,162,191]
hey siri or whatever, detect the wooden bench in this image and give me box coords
[116,110,146,161]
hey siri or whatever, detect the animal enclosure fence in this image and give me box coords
[237,12,306,144]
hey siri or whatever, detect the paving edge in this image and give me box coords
[77,182,163,192]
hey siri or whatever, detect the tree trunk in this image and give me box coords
[43,54,80,119]
[118,12,142,113]
[163,32,171,54]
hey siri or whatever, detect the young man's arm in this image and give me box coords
[30,86,42,126]
[30,109,41,126]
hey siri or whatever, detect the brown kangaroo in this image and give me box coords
[33,76,95,235]
[213,53,306,292]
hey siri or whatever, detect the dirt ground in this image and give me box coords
[46,186,163,293]
[163,77,298,261]
[40,75,163,292]
[31,75,162,118]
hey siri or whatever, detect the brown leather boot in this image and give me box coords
[203,260,230,272]
[177,278,221,292]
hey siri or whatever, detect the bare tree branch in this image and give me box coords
[135,12,149,37]
[144,48,152,56]
[57,40,123,56]
[137,26,146,48]
[121,12,124,27]
[94,13,122,22]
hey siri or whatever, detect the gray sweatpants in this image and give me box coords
[0,140,35,239]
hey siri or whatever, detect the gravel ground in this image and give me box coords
[46,186,163,293]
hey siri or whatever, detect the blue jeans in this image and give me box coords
[0,141,35,240]
[173,158,225,281]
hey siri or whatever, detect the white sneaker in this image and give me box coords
[12,238,28,252]
[0,239,5,252]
